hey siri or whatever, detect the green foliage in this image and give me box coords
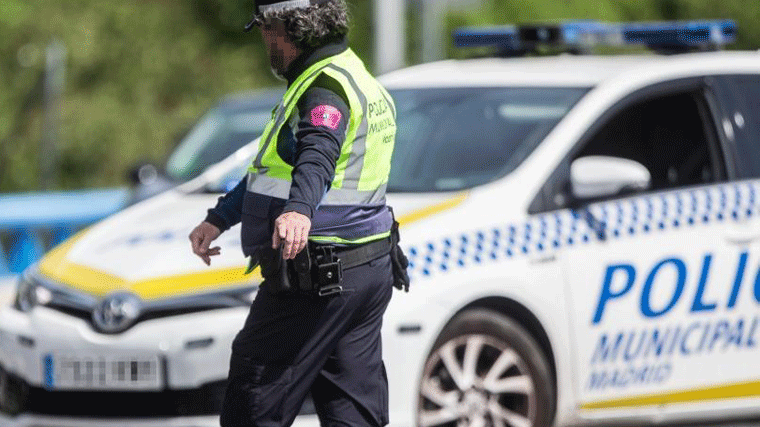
[0,0,373,192]
[0,0,757,193]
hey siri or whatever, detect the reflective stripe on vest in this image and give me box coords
[309,230,391,245]
[247,48,397,207]
[246,174,388,205]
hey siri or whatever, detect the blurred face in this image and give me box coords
[259,18,300,78]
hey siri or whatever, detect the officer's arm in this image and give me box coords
[284,76,350,217]
[205,176,246,232]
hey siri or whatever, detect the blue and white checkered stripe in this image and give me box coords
[404,181,760,280]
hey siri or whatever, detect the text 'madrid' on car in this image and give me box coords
[3,19,760,427]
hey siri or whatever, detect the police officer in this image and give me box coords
[188,0,402,425]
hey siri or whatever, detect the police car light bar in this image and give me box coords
[454,20,736,54]
[454,26,520,50]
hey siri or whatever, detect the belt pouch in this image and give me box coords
[292,246,313,291]
[390,214,410,292]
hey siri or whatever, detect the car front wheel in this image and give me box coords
[417,309,555,427]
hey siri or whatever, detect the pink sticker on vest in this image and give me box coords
[310,105,342,130]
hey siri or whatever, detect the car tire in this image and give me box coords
[417,308,555,427]
[0,368,26,416]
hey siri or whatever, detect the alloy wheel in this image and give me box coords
[418,334,536,427]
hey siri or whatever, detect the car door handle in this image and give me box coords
[529,253,557,264]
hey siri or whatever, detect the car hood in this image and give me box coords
[36,190,469,301]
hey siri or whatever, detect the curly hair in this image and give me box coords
[252,1,350,49]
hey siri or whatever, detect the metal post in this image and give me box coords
[419,0,484,64]
[41,40,66,190]
[374,0,407,74]
[420,0,447,63]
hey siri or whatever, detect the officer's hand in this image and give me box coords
[272,212,311,260]
[189,221,222,266]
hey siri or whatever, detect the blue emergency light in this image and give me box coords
[454,20,736,54]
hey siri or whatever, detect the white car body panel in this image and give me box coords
[63,193,246,282]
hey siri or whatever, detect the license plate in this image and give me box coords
[43,353,162,390]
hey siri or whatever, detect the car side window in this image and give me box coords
[715,75,760,178]
[532,86,726,213]
[576,91,724,191]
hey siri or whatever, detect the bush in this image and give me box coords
[0,0,372,192]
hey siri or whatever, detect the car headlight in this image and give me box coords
[14,270,52,313]
[14,274,36,312]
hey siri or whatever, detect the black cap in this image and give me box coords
[244,0,334,32]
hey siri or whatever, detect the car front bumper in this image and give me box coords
[0,303,247,419]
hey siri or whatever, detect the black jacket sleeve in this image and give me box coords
[204,176,246,232]
[283,75,350,218]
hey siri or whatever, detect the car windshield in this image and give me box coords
[386,86,589,192]
[206,86,589,193]
[165,107,272,181]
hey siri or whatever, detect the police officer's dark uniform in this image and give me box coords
[198,1,408,425]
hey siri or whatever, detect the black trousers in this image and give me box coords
[220,254,394,427]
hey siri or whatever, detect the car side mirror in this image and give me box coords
[570,155,651,201]
[127,162,160,186]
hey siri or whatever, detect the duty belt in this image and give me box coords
[256,236,394,296]
[328,236,394,269]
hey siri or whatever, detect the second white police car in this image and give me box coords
[2,19,760,427]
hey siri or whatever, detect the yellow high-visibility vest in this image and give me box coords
[247,48,397,244]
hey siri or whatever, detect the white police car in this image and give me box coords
[2,19,760,427]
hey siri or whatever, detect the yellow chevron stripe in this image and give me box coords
[36,193,467,300]
[581,379,760,410]
[397,192,468,226]
[131,266,254,300]
[38,230,260,300]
